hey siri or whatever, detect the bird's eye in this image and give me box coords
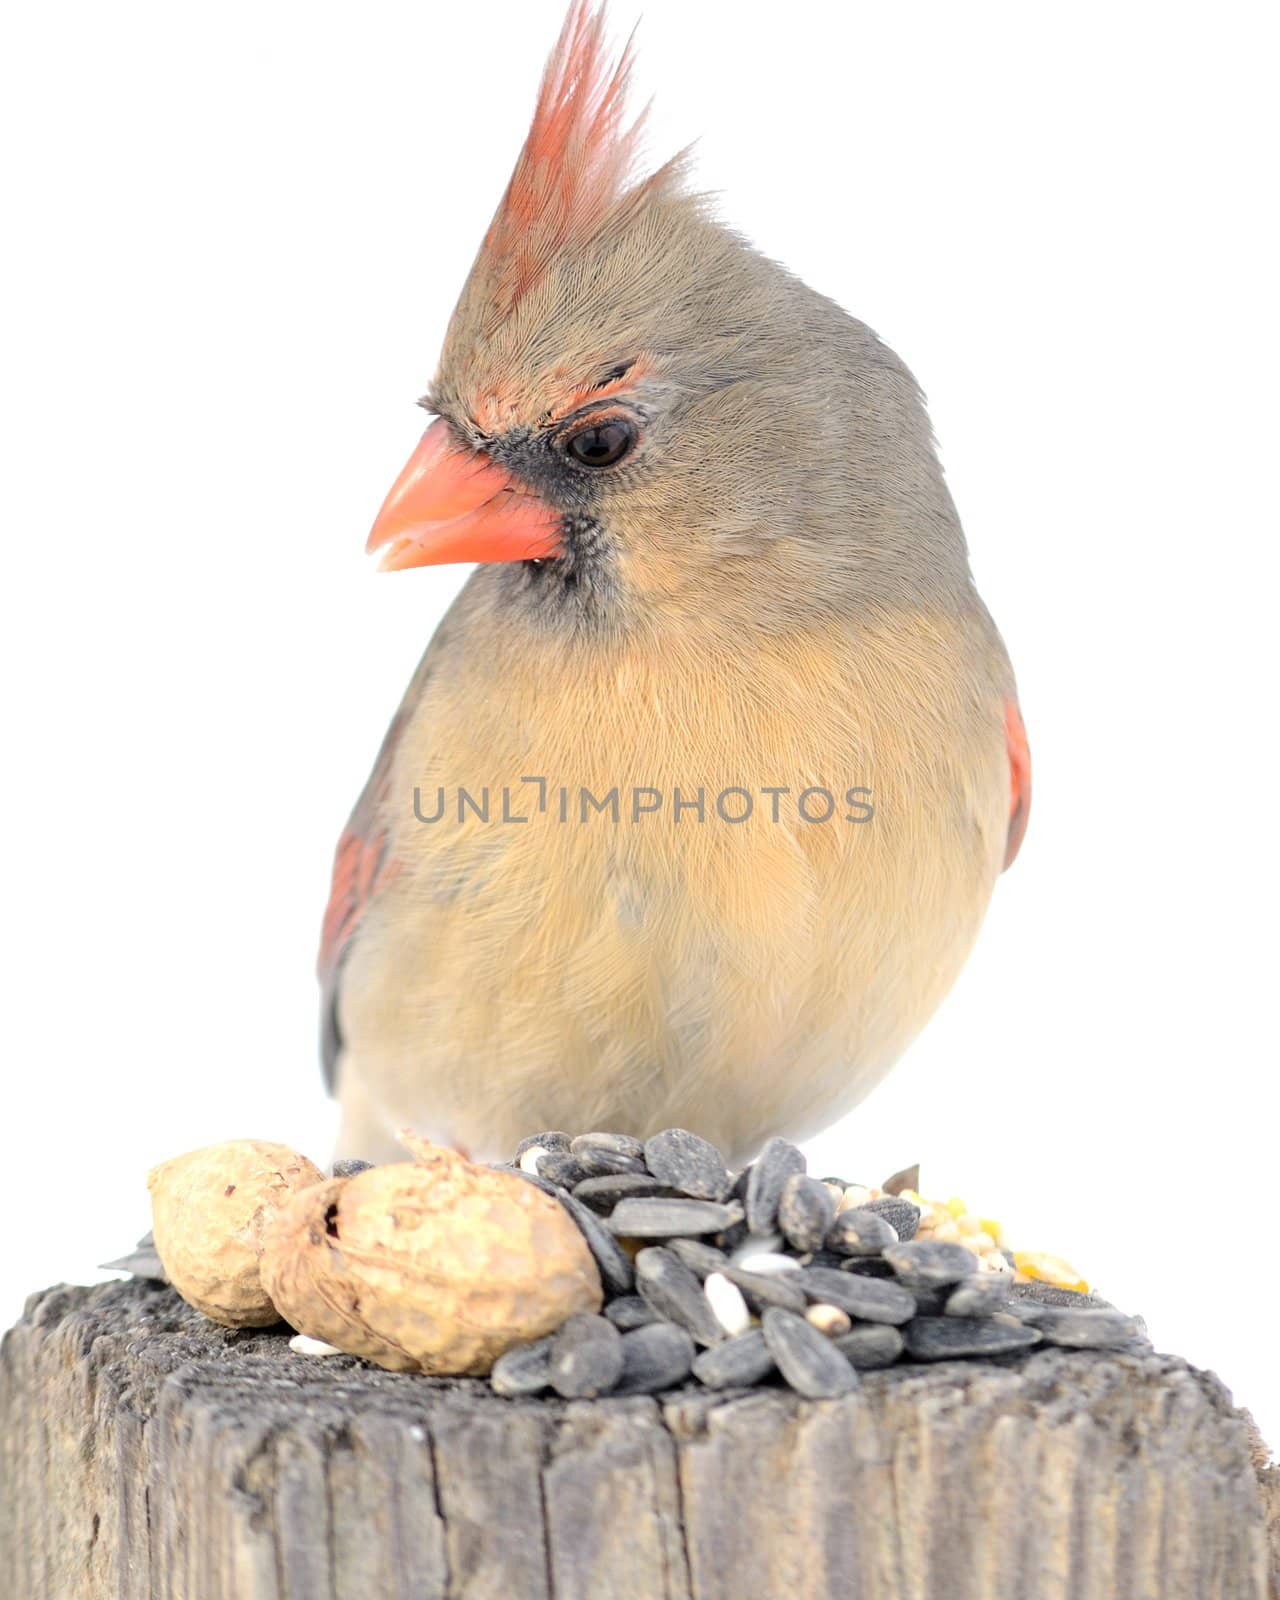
[565,418,635,468]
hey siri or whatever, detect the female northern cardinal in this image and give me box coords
[320,1,1030,1165]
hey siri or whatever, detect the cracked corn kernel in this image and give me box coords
[1013,1251,1089,1293]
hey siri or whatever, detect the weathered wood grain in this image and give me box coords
[1,1280,1274,1600]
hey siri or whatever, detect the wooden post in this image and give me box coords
[2,1280,1276,1600]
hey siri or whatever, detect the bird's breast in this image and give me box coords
[342,606,1011,1157]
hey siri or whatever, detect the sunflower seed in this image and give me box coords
[537,1150,591,1188]
[99,1231,167,1281]
[577,1147,649,1178]
[692,1329,777,1389]
[799,1267,916,1325]
[826,1207,898,1257]
[491,1336,555,1396]
[608,1198,739,1237]
[571,1173,678,1212]
[550,1313,625,1398]
[778,1174,838,1253]
[553,1187,635,1294]
[643,1128,733,1201]
[945,1276,1012,1318]
[515,1131,571,1161]
[745,1138,806,1233]
[1016,1307,1139,1348]
[834,1323,904,1369]
[570,1131,646,1161]
[666,1238,730,1277]
[761,1308,860,1398]
[722,1264,809,1315]
[331,1158,374,1179]
[510,1167,560,1198]
[570,1137,648,1177]
[612,1322,697,1394]
[884,1240,979,1289]
[635,1247,725,1346]
[861,1195,921,1242]
[903,1317,1042,1360]
[838,1256,897,1278]
[604,1295,660,1331]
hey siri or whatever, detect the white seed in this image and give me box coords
[704,1271,751,1336]
[519,1145,548,1174]
[735,1252,803,1276]
[289,1334,343,1357]
[805,1303,852,1338]
[838,1184,873,1212]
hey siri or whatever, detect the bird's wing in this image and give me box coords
[1003,698,1031,869]
[318,725,400,1091]
[318,655,433,1090]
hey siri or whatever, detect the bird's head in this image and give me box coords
[367,1,966,630]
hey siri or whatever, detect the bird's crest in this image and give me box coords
[470,1,678,329]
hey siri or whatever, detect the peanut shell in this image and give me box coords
[147,1139,323,1326]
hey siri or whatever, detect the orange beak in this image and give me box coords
[365,418,563,571]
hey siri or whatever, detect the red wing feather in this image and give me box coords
[319,828,394,985]
[1003,698,1031,869]
[317,699,413,1090]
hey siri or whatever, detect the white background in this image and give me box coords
[2,2,1277,1444]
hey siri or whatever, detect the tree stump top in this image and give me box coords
[2,1279,1276,1600]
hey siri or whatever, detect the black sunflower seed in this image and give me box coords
[722,1264,808,1315]
[491,1336,555,1396]
[643,1128,733,1201]
[549,1313,624,1398]
[553,1187,635,1295]
[570,1132,646,1161]
[607,1198,739,1238]
[1014,1307,1139,1348]
[833,1323,904,1370]
[571,1173,678,1212]
[611,1323,697,1394]
[515,1131,572,1161]
[692,1329,777,1389]
[860,1195,920,1242]
[666,1238,730,1277]
[903,1317,1042,1361]
[605,1295,660,1331]
[761,1308,859,1399]
[634,1247,724,1347]
[798,1267,916,1325]
[826,1207,898,1257]
[945,1276,1012,1318]
[536,1150,591,1188]
[778,1174,838,1253]
[883,1240,978,1289]
[744,1138,806,1233]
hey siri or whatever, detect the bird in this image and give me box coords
[319,0,1031,1168]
